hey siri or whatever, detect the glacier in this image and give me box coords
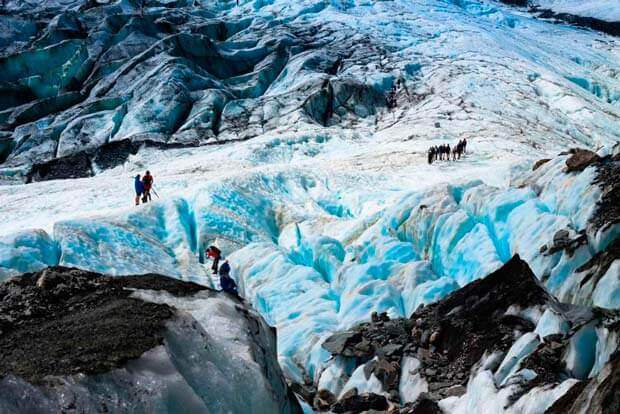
[0,0,619,413]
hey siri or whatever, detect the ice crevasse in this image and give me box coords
[1,150,618,389]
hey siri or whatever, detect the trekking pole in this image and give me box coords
[152,187,160,198]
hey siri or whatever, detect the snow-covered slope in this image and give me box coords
[0,0,619,183]
[530,0,620,23]
[0,0,619,413]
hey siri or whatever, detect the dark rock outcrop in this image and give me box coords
[320,256,554,406]
[0,266,302,413]
[545,352,620,414]
[331,389,389,413]
[532,8,620,37]
[399,396,442,414]
[532,158,551,171]
[565,148,600,173]
[318,255,620,411]
[589,150,620,232]
[0,266,205,382]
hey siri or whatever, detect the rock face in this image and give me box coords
[0,0,393,182]
[546,351,620,414]
[311,256,620,413]
[0,266,301,413]
[565,148,600,173]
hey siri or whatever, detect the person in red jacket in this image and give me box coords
[141,170,153,203]
[206,245,221,274]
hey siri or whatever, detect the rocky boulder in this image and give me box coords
[316,256,620,412]
[0,266,301,413]
[565,148,600,173]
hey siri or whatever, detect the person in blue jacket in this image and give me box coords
[134,174,144,205]
[218,260,238,295]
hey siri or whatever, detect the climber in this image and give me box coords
[141,170,153,203]
[219,260,238,295]
[386,85,397,108]
[463,138,467,153]
[134,174,144,206]
[428,146,435,164]
[206,245,222,274]
[446,144,451,161]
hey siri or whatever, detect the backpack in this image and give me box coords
[219,261,231,276]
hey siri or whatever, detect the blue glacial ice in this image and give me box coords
[1,150,616,396]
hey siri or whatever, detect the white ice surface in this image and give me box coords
[534,0,620,21]
[399,356,428,404]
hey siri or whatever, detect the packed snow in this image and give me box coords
[533,0,620,22]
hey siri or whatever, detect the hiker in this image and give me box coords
[141,170,153,203]
[134,174,144,206]
[452,145,458,161]
[206,245,221,274]
[386,85,397,109]
[463,138,467,153]
[219,260,238,295]
[428,146,435,164]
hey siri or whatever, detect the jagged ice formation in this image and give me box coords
[0,0,619,413]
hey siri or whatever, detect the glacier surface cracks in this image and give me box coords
[0,0,619,413]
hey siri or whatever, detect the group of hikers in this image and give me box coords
[130,139,470,297]
[427,139,467,164]
[133,171,154,205]
[131,172,238,296]
[205,245,238,295]
[386,85,398,109]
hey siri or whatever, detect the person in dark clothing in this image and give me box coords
[463,138,467,153]
[141,170,153,203]
[446,144,451,161]
[219,260,238,295]
[428,147,434,164]
[206,245,221,274]
[134,175,144,205]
